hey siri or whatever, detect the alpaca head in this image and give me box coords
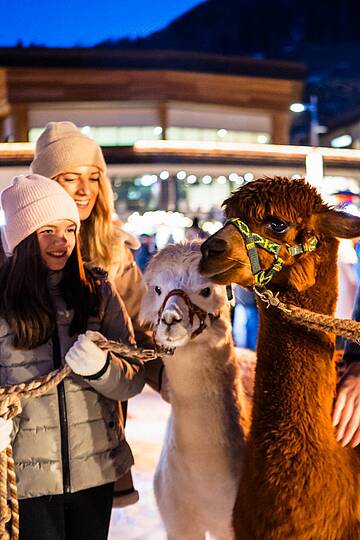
[140,241,230,349]
[200,176,360,298]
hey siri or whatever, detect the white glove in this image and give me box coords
[0,418,12,452]
[65,331,108,377]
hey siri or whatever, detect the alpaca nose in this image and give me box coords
[161,310,183,327]
[201,236,228,258]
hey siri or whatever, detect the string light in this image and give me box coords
[187,175,197,184]
[202,175,212,184]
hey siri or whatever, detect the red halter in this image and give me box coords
[156,288,220,340]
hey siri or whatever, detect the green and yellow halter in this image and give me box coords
[227,218,318,288]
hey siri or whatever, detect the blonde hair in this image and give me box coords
[55,171,118,270]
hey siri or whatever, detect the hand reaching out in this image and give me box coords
[333,362,360,447]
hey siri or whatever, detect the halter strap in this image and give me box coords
[156,288,220,340]
[227,218,318,288]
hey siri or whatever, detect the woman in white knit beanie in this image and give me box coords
[30,121,163,507]
[30,122,153,343]
[0,174,146,540]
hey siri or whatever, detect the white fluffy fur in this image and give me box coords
[140,242,254,540]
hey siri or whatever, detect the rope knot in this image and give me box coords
[0,400,22,422]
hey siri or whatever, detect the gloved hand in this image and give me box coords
[0,418,12,452]
[65,331,108,377]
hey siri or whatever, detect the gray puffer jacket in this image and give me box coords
[0,271,146,499]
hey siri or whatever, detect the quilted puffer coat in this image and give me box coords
[0,271,146,499]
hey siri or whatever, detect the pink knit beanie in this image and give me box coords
[30,121,107,178]
[1,174,81,255]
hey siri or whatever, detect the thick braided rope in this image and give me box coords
[6,447,18,540]
[253,287,360,342]
[0,338,160,540]
[0,364,71,540]
[284,304,360,343]
[0,450,10,540]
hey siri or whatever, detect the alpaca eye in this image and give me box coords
[268,218,288,234]
[200,287,211,298]
[155,286,162,296]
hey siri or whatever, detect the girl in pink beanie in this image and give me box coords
[30,121,164,506]
[0,174,146,540]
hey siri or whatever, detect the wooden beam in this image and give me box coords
[6,68,303,113]
[0,69,10,118]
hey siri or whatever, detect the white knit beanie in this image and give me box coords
[1,174,81,255]
[30,121,107,178]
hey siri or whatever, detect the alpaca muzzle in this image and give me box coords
[156,289,220,342]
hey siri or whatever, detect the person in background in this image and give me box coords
[232,285,259,351]
[333,287,360,448]
[0,174,146,540]
[135,233,156,273]
[30,121,162,507]
[335,239,358,321]
[333,240,360,448]
[334,239,359,352]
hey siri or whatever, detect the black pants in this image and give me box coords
[18,483,114,540]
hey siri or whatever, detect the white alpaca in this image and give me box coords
[140,242,254,540]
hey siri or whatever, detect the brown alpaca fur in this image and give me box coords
[200,177,360,539]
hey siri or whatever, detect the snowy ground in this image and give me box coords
[108,386,169,539]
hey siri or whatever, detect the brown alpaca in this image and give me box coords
[200,176,360,540]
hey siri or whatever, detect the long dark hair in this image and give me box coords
[0,233,101,349]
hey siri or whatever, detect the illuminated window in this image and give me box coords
[29,126,163,146]
[29,126,271,146]
[167,127,270,144]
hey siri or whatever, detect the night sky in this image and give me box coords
[0,0,203,47]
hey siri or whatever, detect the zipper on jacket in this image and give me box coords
[52,328,71,494]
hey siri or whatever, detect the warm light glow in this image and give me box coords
[290,103,306,113]
[202,175,212,184]
[187,175,197,184]
[217,128,228,138]
[3,141,360,177]
[0,142,34,153]
[305,150,324,188]
[331,134,352,148]
[134,140,360,162]
[124,210,191,249]
[202,220,223,234]
[216,175,227,184]
[176,170,187,180]
[140,174,157,186]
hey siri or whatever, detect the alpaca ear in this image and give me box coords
[287,254,317,292]
[315,209,360,239]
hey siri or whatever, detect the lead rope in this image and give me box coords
[253,287,360,344]
[0,339,161,540]
[0,364,71,540]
